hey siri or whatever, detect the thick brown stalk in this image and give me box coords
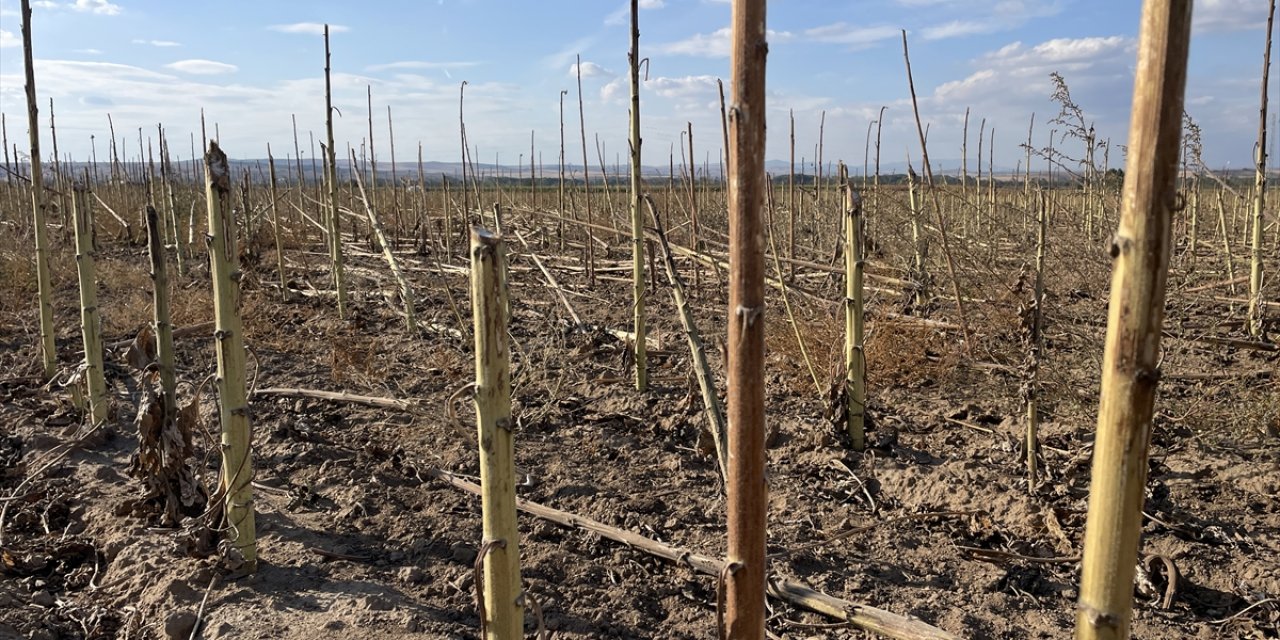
[1075,1,1191,638]
[726,0,768,637]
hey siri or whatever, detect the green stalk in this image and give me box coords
[20,0,56,379]
[1076,1,1191,636]
[1249,0,1274,338]
[145,205,176,427]
[844,166,866,451]
[205,142,257,571]
[323,25,347,319]
[469,226,522,639]
[1027,190,1048,487]
[267,148,287,298]
[72,183,108,425]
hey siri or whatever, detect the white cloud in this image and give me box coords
[268,22,348,35]
[132,39,180,47]
[659,27,730,57]
[366,60,480,72]
[600,76,625,102]
[70,0,120,14]
[73,47,103,54]
[907,1,1061,41]
[804,23,899,48]
[921,20,999,40]
[1194,0,1270,33]
[912,34,1138,164]
[980,36,1132,73]
[22,0,121,14]
[604,0,665,25]
[0,58,529,168]
[0,29,17,48]
[646,74,719,100]
[659,27,794,58]
[934,69,999,101]
[541,35,596,70]
[164,59,238,75]
[569,60,612,79]
[601,73,721,107]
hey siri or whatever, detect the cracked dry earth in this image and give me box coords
[1,219,1278,640]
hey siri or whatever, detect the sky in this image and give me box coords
[0,0,1274,177]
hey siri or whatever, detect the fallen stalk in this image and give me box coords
[251,387,416,410]
[644,194,728,485]
[422,466,961,640]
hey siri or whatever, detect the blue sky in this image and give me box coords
[0,0,1272,175]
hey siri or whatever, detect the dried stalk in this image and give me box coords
[21,0,56,378]
[350,149,416,331]
[628,0,648,391]
[1076,2,1191,637]
[204,142,257,571]
[469,227,523,639]
[901,30,974,354]
[1249,0,1275,338]
[644,195,727,483]
[726,0,768,635]
[72,183,108,425]
[426,467,960,640]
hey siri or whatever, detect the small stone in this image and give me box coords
[361,595,393,611]
[166,581,199,602]
[450,543,477,565]
[323,620,346,631]
[398,566,425,585]
[206,622,235,639]
[30,590,54,608]
[405,616,422,633]
[164,611,197,640]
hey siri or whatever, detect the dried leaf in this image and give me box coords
[124,324,156,372]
